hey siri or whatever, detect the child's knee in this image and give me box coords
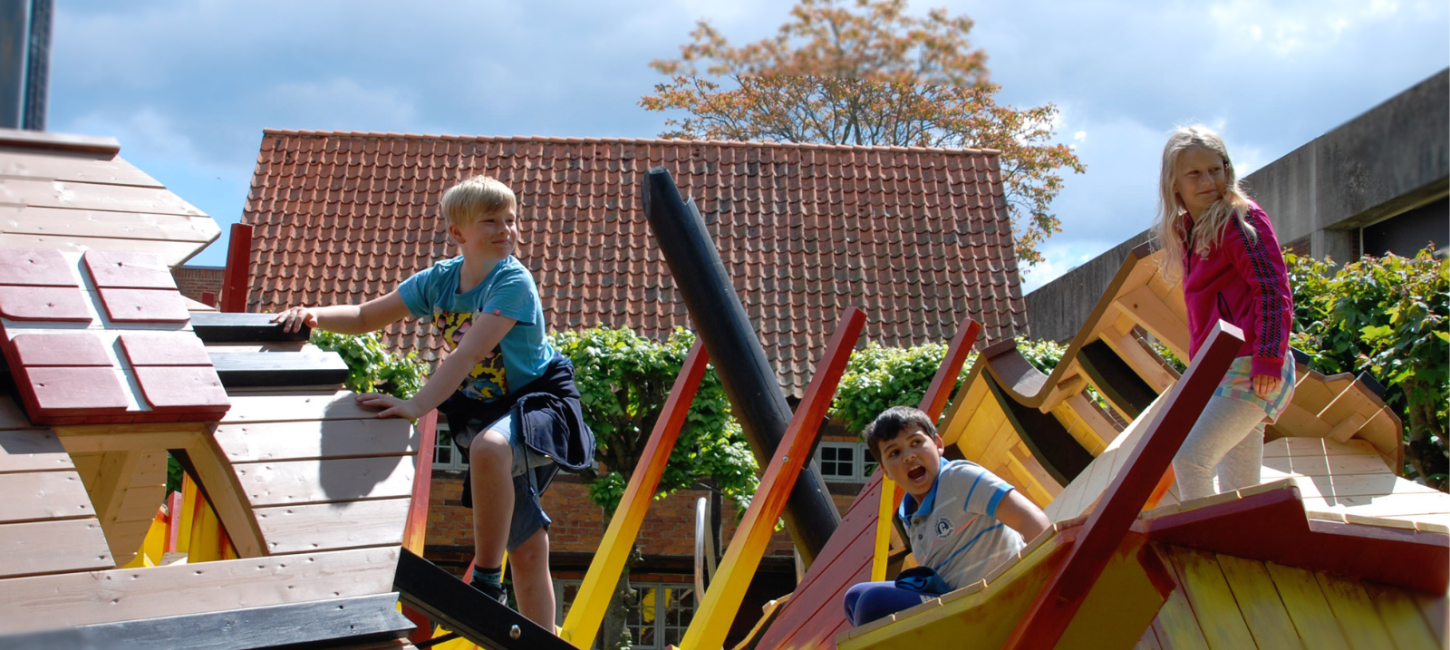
[468,429,513,468]
[511,529,550,568]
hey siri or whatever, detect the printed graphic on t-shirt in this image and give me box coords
[433,308,509,401]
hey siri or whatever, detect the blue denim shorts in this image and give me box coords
[455,414,559,552]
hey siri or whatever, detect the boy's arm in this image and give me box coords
[273,291,413,335]
[994,489,1051,544]
[358,312,517,419]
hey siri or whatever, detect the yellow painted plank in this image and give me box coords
[1413,593,1447,648]
[1263,562,1352,650]
[1153,588,1212,650]
[1168,546,1257,650]
[1215,554,1304,650]
[1371,587,1441,650]
[1314,572,1397,650]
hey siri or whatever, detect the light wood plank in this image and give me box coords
[0,396,39,431]
[222,390,383,424]
[0,176,205,215]
[1134,625,1165,650]
[234,456,415,506]
[1154,586,1212,650]
[1314,572,1397,650]
[1371,587,1441,650]
[104,518,153,567]
[0,471,93,523]
[0,151,164,187]
[212,419,418,463]
[71,452,102,493]
[92,451,141,525]
[113,482,166,525]
[54,425,202,454]
[1117,285,1190,361]
[1264,562,1352,650]
[0,233,210,269]
[1,206,216,242]
[1283,453,1391,478]
[1100,327,1178,393]
[0,518,113,578]
[0,429,73,474]
[1168,546,1257,650]
[255,497,412,554]
[1216,554,1304,650]
[1270,403,1333,439]
[183,435,266,558]
[0,546,399,632]
[1414,593,1447,648]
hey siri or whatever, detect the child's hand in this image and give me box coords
[1252,375,1282,398]
[272,307,319,334]
[356,393,424,420]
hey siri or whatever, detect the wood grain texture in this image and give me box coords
[0,151,162,187]
[1371,587,1441,650]
[211,419,417,463]
[254,497,411,554]
[1215,553,1304,650]
[0,177,205,216]
[234,456,416,506]
[0,518,114,578]
[222,390,383,424]
[0,546,400,633]
[1168,547,1258,650]
[1263,562,1352,650]
[0,428,73,474]
[0,470,94,522]
[1314,572,1397,650]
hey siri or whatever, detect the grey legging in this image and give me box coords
[1173,395,1269,502]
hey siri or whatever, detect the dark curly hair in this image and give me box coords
[862,405,936,464]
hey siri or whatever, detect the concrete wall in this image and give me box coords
[1026,68,1449,340]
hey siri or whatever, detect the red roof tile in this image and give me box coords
[242,132,1028,396]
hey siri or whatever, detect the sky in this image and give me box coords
[46,0,1450,292]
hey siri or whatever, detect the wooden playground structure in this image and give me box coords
[0,128,1444,650]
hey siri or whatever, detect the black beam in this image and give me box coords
[394,548,575,650]
[1078,339,1159,419]
[988,379,1094,486]
[641,167,839,565]
[0,593,413,650]
[209,352,349,388]
[21,0,48,131]
[190,312,310,343]
[0,0,23,129]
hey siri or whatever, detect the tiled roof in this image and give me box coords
[242,131,1027,396]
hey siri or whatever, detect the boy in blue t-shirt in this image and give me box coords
[273,175,593,628]
[843,406,1050,627]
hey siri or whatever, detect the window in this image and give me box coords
[433,423,468,471]
[815,441,875,482]
[553,579,697,649]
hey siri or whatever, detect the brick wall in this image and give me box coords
[171,265,225,305]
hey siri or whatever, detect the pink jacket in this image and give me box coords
[1182,203,1293,378]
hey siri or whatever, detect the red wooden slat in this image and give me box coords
[221,223,253,313]
[1001,321,1246,650]
[97,288,190,323]
[11,332,111,366]
[119,332,211,366]
[83,250,176,289]
[402,409,438,646]
[0,248,77,286]
[0,285,91,321]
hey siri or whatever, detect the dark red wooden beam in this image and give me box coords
[220,222,253,314]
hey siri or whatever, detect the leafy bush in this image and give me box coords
[1287,248,1449,489]
[1015,337,1067,374]
[551,327,757,515]
[310,330,427,399]
[828,341,977,435]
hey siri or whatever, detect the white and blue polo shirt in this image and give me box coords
[899,459,1026,590]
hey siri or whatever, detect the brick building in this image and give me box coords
[238,131,1023,646]
[171,265,224,305]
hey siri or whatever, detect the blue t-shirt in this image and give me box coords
[899,459,1025,589]
[398,255,556,402]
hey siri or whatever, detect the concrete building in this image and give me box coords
[1027,69,1448,343]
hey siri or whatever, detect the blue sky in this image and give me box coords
[48,0,1449,291]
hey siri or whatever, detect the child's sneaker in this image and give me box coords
[470,576,508,606]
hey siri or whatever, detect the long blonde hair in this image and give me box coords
[1154,126,1256,281]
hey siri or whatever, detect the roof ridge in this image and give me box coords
[258,128,1002,157]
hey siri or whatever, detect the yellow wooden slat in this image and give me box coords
[1168,546,1258,650]
[1371,587,1441,650]
[1152,587,1211,650]
[1215,554,1304,650]
[1314,572,1398,650]
[1263,562,1352,650]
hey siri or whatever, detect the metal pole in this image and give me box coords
[21,0,47,131]
[642,167,840,565]
[0,0,26,129]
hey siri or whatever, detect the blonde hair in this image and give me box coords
[1154,125,1256,281]
[441,175,516,227]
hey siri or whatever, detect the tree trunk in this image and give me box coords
[600,545,639,650]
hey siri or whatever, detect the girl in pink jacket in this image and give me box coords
[1155,126,1295,502]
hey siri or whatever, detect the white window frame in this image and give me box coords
[814,441,875,483]
[432,422,468,471]
[553,578,697,650]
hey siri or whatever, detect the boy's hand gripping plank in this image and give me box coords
[356,306,517,420]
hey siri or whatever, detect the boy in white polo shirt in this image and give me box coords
[844,406,1050,626]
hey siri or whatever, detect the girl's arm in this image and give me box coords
[273,291,413,335]
[359,312,517,419]
[1226,208,1294,379]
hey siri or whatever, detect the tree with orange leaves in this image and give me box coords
[642,0,1084,265]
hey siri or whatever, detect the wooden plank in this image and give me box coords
[53,425,202,454]
[1167,547,1257,650]
[1153,587,1212,650]
[0,518,113,578]
[1117,285,1190,361]
[254,497,411,554]
[395,549,573,650]
[1134,625,1164,650]
[0,428,73,474]
[210,351,349,388]
[103,518,153,567]
[113,482,166,525]
[1371,587,1441,650]
[1100,329,1178,393]
[1281,453,1391,478]
[0,470,94,523]
[939,371,994,450]
[1355,407,1403,472]
[179,436,267,558]
[0,151,164,187]
[1,206,215,241]
[191,311,310,343]
[71,452,102,492]
[234,456,416,506]
[1414,593,1447,648]
[222,390,382,424]
[1215,554,1304,650]
[0,233,209,269]
[0,546,399,632]
[212,419,418,463]
[91,451,141,525]
[1314,572,1397,650]
[1263,562,1352,650]
[0,177,205,216]
[0,396,40,431]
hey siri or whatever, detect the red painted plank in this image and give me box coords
[402,409,438,647]
[0,248,78,287]
[756,317,980,650]
[21,366,130,413]
[10,332,112,366]
[0,285,92,321]
[119,332,211,366]
[1001,321,1246,650]
[221,223,253,313]
[83,250,176,289]
[98,288,190,323]
[1140,485,1449,594]
[133,366,230,412]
